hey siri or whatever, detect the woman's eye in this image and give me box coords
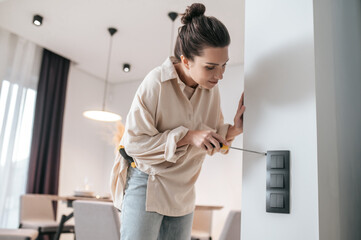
[205,66,215,70]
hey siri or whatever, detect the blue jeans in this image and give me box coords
[120,166,194,240]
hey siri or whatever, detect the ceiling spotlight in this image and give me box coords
[33,15,43,26]
[123,63,131,73]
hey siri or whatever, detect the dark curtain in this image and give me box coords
[26,49,70,195]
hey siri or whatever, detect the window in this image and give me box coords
[0,79,37,228]
[0,27,42,228]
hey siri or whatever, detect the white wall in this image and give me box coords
[242,1,319,239]
[60,65,114,197]
[314,0,361,239]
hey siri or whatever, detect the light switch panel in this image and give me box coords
[266,151,290,214]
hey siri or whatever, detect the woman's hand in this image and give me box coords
[177,130,229,152]
[226,92,246,140]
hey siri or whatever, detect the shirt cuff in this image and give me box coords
[164,126,189,163]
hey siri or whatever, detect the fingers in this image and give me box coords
[238,92,244,110]
[234,106,245,126]
[239,105,246,117]
[201,144,208,151]
[209,137,221,151]
[237,104,246,114]
[194,130,229,152]
[237,93,245,121]
[211,132,229,147]
[204,141,214,151]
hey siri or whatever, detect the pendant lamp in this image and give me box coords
[168,12,178,55]
[83,28,122,122]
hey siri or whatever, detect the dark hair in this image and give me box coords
[174,3,231,61]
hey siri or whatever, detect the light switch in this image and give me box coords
[270,193,284,208]
[271,155,284,169]
[270,174,284,188]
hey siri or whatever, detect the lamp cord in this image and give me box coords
[103,34,113,111]
[170,21,175,56]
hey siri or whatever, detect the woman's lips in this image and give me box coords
[209,81,218,84]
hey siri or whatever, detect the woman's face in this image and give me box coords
[186,46,229,89]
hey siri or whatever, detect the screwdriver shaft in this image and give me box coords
[229,146,267,156]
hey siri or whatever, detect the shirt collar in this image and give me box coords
[160,56,207,91]
[160,57,179,83]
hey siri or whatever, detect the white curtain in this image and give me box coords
[0,27,42,228]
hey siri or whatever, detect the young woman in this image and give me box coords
[110,3,245,240]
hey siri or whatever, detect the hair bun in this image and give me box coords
[181,3,206,24]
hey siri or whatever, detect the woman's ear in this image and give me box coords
[180,55,190,70]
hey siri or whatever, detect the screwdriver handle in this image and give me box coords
[210,142,229,150]
[219,143,229,150]
[118,145,136,168]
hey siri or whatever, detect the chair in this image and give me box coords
[73,200,121,240]
[0,228,38,240]
[191,209,213,240]
[19,194,74,240]
[218,210,241,240]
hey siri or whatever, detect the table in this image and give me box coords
[41,194,223,240]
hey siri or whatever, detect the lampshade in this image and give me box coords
[83,27,121,122]
[83,110,121,122]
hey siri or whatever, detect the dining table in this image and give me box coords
[40,194,223,240]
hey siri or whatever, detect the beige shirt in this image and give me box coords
[110,57,231,216]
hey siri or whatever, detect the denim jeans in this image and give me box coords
[120,166,194,240]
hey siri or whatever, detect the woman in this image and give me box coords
[110,3,245,240]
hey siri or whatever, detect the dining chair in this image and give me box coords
[19,194,74,240]
[0,228,38,240]
[191,209,213,240]
[73,200,121,240]
[218,210,241,240]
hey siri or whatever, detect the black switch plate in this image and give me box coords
[266,150,290,214]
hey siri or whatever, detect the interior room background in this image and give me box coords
[0,1,245,237]
[1,0,360,240]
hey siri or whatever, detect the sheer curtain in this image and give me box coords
[0,27,42,228]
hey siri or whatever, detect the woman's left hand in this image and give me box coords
[225,92,246,141]
[233,92,245,132]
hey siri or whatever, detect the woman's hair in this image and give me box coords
[174,3,230,61]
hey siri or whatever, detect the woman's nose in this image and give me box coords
[215,69,223,80]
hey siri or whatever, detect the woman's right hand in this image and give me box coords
[178,130,229,152]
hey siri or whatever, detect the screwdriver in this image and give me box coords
[118,145,137,168]
[216,143,267,156]
[119,143,266,168]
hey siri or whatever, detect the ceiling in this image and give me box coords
[0,0,244,83]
